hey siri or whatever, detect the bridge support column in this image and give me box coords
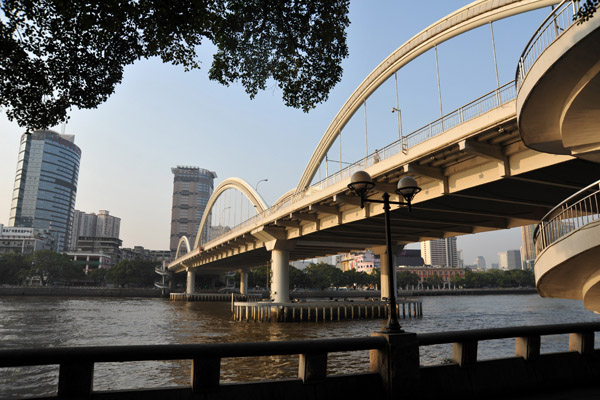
[239,269,248,295]
[271,249,289,303]
[265,240,296,303]
[373,245,404,301]
[186,268,196,295]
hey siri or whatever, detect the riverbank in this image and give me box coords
[0,286,161,297]
[0,286,537,298]
[404,287,538,296]
[291,287,538,299]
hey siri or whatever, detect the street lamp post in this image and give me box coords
[221,206,231,227]
[347,171,421,332]
[255,178,268,193]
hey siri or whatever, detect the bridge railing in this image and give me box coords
[198,81,517,250]
[2,322,599,399]
[516,0,578,89]
[534,179,600,256]
[307,82,516,194]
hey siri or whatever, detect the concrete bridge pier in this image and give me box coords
[186,267,195,295]
[271,249,289,303]
[239,269,249,295]
[266,240,296,303]
[373,245,403,301]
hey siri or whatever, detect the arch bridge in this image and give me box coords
[169,0,600,308]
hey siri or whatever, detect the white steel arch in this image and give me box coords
[295,0,558,193]
[193,177,268,249]
[272,188,295,208]
[175,236,191,259]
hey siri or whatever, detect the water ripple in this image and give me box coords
[1,294,598,398]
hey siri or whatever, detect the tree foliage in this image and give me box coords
[574,0,598,24]
[0,253,29,284]
[460,269,534,289]
[396,270,419,288]
[240,263,378,291]
[423,275,444,288]
[28,250,85,285]
[0,0,350,131]
[0,250,85,285]
[105,259,157,287]
[305,262,343,289]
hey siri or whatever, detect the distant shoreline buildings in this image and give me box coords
[498,249,522,270]
[0,224,55,254]
[1,130,169,275]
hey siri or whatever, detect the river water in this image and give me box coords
[1,294,599,398]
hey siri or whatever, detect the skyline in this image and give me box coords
[0,1,552,265]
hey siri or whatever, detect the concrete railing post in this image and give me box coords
[569,332,594,354]
[370,332,420,399]
[515,335,541,360]
[298,353,327,383]
[452,340,478,366]
[191,357,220,393]
[57,362,94,399]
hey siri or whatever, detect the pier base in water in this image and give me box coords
[233,299,423,322]
[170,293,261,302]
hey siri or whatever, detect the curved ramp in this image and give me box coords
[517,2,600,161]
[536,220,600,310]
[534,181,600,311]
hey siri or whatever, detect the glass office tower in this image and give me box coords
[9,130,81,251]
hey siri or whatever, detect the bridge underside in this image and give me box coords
[176,87,600,276]
[192,157,600,273]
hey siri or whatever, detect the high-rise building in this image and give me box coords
[421,237,458,267]
[474,256,487,269]
[498,250,521,270]
[521,224,537,269]
[395,249,425,267]
[9,130,81,251]
[95,210,120,238]
[69,210,121,251]
[170,166,217,255]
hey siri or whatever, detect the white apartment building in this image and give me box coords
[421,237,458,267]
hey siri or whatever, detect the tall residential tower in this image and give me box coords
[521,224,537,270]
[69,210,121,251]
[9,130,81,251]
[421,237,458,267]
[170,166,217,256]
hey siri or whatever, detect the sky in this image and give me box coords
[0,1,554,267]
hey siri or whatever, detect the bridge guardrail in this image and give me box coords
[534,179,600,256]
[2,322,599,399]
[199,81,517,249]
[516,0,578,90]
